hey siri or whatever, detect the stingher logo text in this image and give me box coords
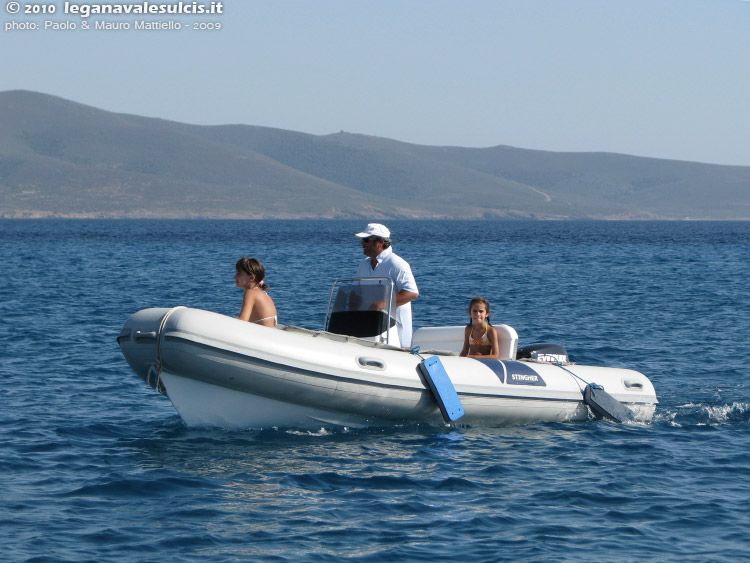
[511,374,539,382]
[507,371,546,386]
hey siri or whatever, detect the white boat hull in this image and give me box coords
[118,307,657,429]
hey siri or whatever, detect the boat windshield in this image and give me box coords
[325,278,396,344]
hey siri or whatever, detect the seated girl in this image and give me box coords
[459,296,500,359]
[234,257,278,327]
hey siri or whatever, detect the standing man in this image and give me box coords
[354,223,419,347]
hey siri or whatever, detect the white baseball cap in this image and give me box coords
[354,223,391,239]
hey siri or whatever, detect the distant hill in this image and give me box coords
[1,90,748,219]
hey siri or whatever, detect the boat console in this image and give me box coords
[325,278,398,345]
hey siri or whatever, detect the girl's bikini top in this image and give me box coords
[469,322,491,346]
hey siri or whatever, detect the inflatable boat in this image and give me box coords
[118,278,657,429]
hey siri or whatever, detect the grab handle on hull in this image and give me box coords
[134,330,158,341]
[357,356,386,371]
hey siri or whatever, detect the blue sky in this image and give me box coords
[2,0,749,165]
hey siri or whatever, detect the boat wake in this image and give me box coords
[283,427,338,437]
[657,401,750,427]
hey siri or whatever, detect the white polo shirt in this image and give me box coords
[355,246,419,346]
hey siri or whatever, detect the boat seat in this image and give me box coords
[411,324,518,359]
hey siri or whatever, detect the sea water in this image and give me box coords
[1,219,748,562]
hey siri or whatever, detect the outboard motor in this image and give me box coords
[516,342,570,365]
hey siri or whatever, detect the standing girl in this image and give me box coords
[460,296,500,359]
[234,257,278,327]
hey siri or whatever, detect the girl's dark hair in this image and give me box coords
[236,257,270,290]
[467,296,491,326]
